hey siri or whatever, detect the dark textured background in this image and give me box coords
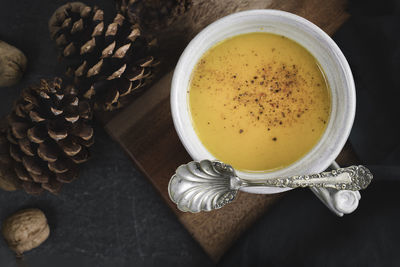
[0,0,399,266]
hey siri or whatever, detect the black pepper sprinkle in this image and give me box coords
[196,60,319,131]
[272,137,277,141]
[239,129,243,134]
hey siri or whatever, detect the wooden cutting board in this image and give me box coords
[101,0,350,261]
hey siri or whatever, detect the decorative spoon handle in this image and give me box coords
[231,165,372,191]
[168,160,372,213]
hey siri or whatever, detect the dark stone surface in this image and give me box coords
[0,126,211,267]
[0,0,399,266]
[0,1,211,266]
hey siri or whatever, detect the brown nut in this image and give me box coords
[0,41,27,87]
[2,208,50,256]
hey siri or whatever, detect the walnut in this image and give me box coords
[2,208,50,256]
[0,41,27,87]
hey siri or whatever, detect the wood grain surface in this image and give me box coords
[103,0,350,261]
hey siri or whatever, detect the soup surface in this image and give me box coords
[189,32,331,172]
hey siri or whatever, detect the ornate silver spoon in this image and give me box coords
[168,160,373,213]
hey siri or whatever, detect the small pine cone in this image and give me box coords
[49,2,158,111]
[7,78,93,195]
[115,0,192,31]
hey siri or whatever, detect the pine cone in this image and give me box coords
[6,78,93,195]
[49,2,158,111]
[115,0,192,31]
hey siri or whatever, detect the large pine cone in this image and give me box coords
[48,2,158,111]
[6,78,93,195]
[115,0,192,31]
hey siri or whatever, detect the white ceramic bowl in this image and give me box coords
[171,10,355,194]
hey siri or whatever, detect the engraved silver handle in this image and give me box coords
[231,165,371,191]
[168,160,372,213]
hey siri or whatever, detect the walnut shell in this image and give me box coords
[0,41,27,87]
[2,208,50,256]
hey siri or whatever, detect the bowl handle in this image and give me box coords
[310,161,361,216]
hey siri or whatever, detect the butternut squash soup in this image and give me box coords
[189,32,331,172]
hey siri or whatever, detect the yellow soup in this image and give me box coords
[189,32,331,172]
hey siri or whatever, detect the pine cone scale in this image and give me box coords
[27,125,47,144]
[37,142,58,162]
[59,138,82,156]
[22,181,44,195]
[71,148,89,163]
[10,145,22,162]
[48,159,69,174]
[30,172,50,184]
[14,163,30,181]
[18,138,35,156]
[42,179,63,194]
[56,168,78,183]
[22,156,42,176]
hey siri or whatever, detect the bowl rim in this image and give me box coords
[170,9,355,193]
